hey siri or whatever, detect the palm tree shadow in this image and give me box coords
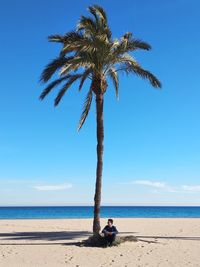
[1,231,200,247]
[136,235,200,242]
[0,231,92,246]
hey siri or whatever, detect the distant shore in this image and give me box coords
[0,218,200,266]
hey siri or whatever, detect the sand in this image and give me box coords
[0,218,200,266]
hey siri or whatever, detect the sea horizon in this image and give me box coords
[1,206,200,220]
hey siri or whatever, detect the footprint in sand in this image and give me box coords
[65,255,73,263]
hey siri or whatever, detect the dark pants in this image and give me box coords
[104,234,116,245]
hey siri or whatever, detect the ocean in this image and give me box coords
[0,206,200,219]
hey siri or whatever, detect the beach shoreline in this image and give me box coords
[0,218,200,266]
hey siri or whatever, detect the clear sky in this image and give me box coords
[0,0,200,206]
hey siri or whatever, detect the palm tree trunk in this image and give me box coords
[93,93,104,234]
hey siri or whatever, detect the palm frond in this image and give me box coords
[127,39,151,51]
[60,31,84,43]
[104,27,112,40]
[114,54,161,88]
[88,6,99,22]
[125,63,161,88]
[61,36,93,55]
[77,16,96,33]
[58,31,91,55]
[132,65,161,88]
[93,5,107,23]
[79,68,92,91]
[48,34,64,43]
[88,5,111,41]
[60,55,94,76]
[112,38,151,59]
[40,76,68,100]
[108,68,119,99]
[123,32,132,40]
[106,53,137,69]
[40,57,73,83]
[78,89,93,131]
[54,74,82,106]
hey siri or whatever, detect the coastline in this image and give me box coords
[0,218,200,266]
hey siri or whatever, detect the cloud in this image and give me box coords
[33,183,72,191]
[127,180,200,194]
[181,185,200,192]
[132,180,166,188]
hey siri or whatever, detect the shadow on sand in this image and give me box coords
[0,231,200,246]
[0,231,91,246]
[136,235,200,242]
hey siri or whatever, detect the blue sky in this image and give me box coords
[0,0,200,205]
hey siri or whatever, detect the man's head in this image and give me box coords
[107,218,113,227]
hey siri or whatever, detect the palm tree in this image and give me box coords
[39,5,161,235]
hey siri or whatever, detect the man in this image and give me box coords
[102,218,118,246]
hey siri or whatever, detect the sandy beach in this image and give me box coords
[0,218,200,266]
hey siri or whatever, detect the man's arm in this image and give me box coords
[112,226,118,235]
[101,226,108,234]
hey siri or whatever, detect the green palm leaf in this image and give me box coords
[78,89,93,131]
[130,65,161,88]
[40,57,73,82]
[77,16,96,33]
[79,68,92,91]
[92,5,107,23]
[108,68,119,99]
[54,74,82,106]
[40,76,68,100]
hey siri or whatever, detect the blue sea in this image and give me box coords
[0,206,200,219]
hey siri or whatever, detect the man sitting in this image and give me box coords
[102,218,118,246]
